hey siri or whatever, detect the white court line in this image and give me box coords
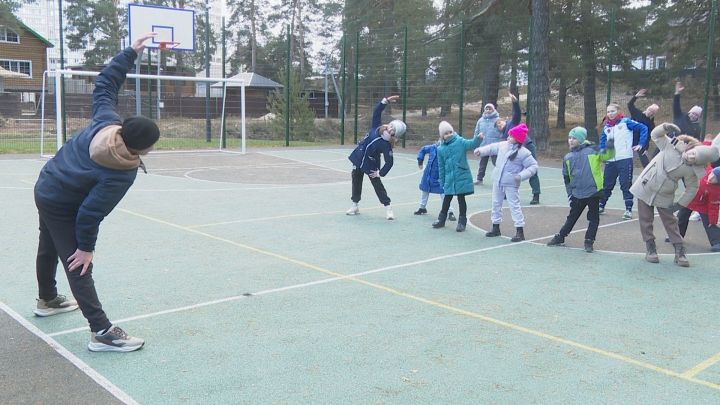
[0,301,139,405]
[49,209,643,337]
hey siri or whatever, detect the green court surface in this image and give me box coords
[1,148,719,404]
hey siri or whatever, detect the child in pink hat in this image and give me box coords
[473,123,538,242]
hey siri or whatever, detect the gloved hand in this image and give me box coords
[418,162,423,170]
[605,139,615,150]
[514,175,521,187]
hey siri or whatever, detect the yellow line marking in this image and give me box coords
[118,207,720,392]
[682,351,720,378]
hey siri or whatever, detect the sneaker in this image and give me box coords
[386,206,394,220]
[413,207,427,215]
[546,234,565,247]
[346,203,359,215]
[474,180,482,186]
[448,212,457,221]
[689,211,702,221]
[88,325,144,352]
[33,294,78,317]
[622,210,633,220]
[598,206,605,214]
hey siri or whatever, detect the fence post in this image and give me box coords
[527,16,533,123]
[606,7,616,105]
[354,31,360,144]
[459,22,465,136]
[703,0,718,135]
[221,16,227,149]
[58,0,67,143]
[341,35,346,145]
[205,0,211,143]
[286,25,291,147]
[402,26,408,148]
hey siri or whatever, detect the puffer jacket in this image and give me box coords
[475,141,538,188]
[34,47,142,252]
[417,143,444,194]
[348,99,393,176]
[437,133,482,195]
[562,142,615,199]
[687,166,720,226]
[630,124,718,208]
[474,111,502,146]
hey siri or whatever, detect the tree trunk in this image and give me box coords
[581,38,598,141]
[557,76,567,129]
[250,0,257,72]
[482,38,502,107]
[528,0,550,151]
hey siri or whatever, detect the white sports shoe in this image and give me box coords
[346,203,359,215]
[386,206,394,220]
[689,211,701,221]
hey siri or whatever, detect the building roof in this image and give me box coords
[211,72,282,89]
[3,15,54,48]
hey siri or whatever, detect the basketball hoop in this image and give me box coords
[158,41,180,51]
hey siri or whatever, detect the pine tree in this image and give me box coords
[268,67,316,141]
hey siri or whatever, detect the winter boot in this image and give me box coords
[645,240,659,263]
[547,234,565,246]
[511,227,525,242]
[584,239,594,253]
[413,207,428,215]
[432,212,447,228]
[673,243,689,267]
[530,193,540,205]
[485,223,501,237]
[456,216,467,232]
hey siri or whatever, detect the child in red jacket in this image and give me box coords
[686,165,720,252]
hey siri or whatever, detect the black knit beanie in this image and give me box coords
[121,116,160,150]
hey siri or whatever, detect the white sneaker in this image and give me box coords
[346,203,359,215]
[386,206,394,220]
[689,211,701,221]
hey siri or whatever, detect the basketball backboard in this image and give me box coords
[128,4,195,51]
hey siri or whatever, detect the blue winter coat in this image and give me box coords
[34,47,141,252]
[438,133,482,195]
[348,100,394,176]
[474,111,502,146]
[417,143,444,194]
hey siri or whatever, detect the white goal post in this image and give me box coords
[41,70,247,156]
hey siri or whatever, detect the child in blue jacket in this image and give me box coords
[347,95,407,220]
[415,139,455,221]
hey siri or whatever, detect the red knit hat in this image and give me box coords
[508,123,528,144]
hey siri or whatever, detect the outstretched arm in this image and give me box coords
[509,93,521,127]
[673,82,684,121]
[371,95,399,129]
[92,33,156,123]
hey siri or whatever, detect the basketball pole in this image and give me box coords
[157,47,162,120]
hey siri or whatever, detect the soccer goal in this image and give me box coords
[39,70,247,157]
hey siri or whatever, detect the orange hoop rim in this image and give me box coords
[158,41,180,51]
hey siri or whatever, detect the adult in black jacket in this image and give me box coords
[673,82,702,138]
[627,88,658,167]
[33,33,158,352]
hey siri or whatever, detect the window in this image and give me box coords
[0,59,32,77]
[0,27,19,43]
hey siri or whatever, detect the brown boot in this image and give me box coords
[673,243,689,267]
[645,240,659,263]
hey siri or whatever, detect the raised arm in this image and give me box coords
[371,95,399,130]
[92,33,155,123]
[509,94,521,127]
[673,82,684,121]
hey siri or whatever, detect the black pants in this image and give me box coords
[440,194,468,218]
[557,196,601,241]
[350,168,390,206]
[476,155,497,182]
[677,206,720,246]
[35,199,111,332]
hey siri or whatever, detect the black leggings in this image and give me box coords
[441,194,468,218]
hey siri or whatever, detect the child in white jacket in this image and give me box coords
[474,123,539,241]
